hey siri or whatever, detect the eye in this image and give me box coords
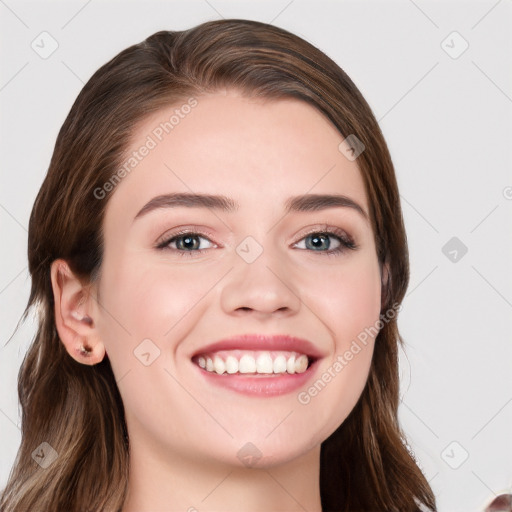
[294,227,357,256]
[156,230,215,255]
[155,226,357,257]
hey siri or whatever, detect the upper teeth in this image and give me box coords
[196,350,309,375]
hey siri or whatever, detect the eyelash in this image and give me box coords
[156,225,357,258]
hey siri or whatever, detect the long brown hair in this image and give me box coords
[1,19,436,511]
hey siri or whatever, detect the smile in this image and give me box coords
[190,334,323,396]
[193,350,311,375]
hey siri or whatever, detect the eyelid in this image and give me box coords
[293,224,356,248]
[155,226,218,248]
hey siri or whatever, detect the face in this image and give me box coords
[95,89,382,468]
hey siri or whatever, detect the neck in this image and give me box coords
[121,439,322,512]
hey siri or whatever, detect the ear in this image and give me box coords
[50,259,105,365]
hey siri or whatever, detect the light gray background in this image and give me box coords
[1,1,511,511]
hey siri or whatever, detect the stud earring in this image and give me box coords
[79,344,92,357]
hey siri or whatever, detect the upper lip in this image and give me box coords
[191,334,325,360]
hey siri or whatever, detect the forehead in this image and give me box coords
[103,90,367,225]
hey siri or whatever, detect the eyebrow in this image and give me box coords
[133,192,368,222]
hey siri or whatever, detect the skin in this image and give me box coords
[51,89,383,512]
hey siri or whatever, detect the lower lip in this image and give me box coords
[193,359,320,397]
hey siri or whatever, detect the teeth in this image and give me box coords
[225,355,238,374]
[295,354,308,373]
[286,354,296,374]
[273,355,287,373]
[213,355,226,375]
[256,353,273,373]
[239,354,256,373]
[195,351,311,375]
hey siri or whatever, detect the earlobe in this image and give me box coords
[50,259,105,365]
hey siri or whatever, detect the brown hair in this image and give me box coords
[0,19,436,512]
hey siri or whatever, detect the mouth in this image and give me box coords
[190,334,323,396]
[192,350,317,376]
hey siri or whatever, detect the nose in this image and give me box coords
[220,245,302,317]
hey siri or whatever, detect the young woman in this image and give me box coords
[0,19,437,512]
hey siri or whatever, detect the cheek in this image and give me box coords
[294,254,381,437]
[95,258,215,438]
[99,256,211,345]
[96,254,229,395]
[304,253,382,342]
